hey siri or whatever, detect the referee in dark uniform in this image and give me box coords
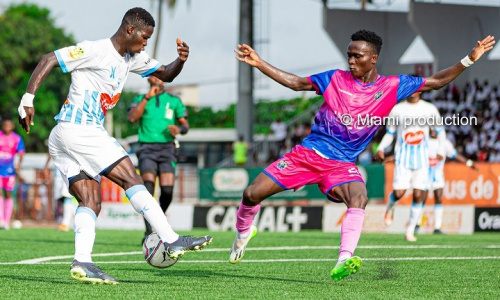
[128,76,189,244]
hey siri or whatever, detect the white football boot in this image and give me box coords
[229,225,258,264]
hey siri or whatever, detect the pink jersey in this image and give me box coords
[0,132,25,176]
[304,70,425,162]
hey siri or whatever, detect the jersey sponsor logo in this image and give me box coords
[100,93,121,115]
[145,58,151,65]
[404,130,425,145]
[68,46,85,59]
[277,160,289,170]
[374,91,383,100]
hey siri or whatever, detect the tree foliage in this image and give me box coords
[0,4,75,152]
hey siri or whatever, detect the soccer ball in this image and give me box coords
[142,232,178,269]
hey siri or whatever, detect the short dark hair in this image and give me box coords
[1,116,12,123]
[351,30,383,55]
[122,7,155,29]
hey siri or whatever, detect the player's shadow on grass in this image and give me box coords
[375,263,398,280]
[0,274,73,285]
[115,266,326,285]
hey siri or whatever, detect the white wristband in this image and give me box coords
[21,93,35,107]
[466,159,473,167]
[18,93,35,119]
[460,55,474,68]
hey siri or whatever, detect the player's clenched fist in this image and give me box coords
[176,37,189,62]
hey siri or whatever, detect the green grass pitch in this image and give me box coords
[0,228,499,299]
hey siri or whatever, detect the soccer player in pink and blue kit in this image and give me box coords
[230,30,495,281]
[0,118,25,230]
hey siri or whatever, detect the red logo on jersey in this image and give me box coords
[100,93,121,115]
[404,130,425,145]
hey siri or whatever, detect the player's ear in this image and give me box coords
[371,54,378,64]
[126,25,135,36]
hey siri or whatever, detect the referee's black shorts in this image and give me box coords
[137,143,177,176]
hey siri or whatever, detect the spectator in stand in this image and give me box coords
[477,148,489,162]
[489,149,500,162]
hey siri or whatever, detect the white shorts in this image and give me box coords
[428,165,445,190]
[392,164,429,191]
[48,122,128,187]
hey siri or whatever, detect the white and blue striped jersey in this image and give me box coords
[429,138,457,170]
[386,100,443,170]
[54,39,161,126]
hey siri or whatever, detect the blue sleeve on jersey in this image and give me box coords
[386,129,396,135]
[141,63,162,78]
[308,70,336,95]
[54,50,68,73]
[396,75,424,102]
[449,151,457,159]
[17,137,25,153]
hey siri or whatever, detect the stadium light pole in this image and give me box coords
[237,0,254,145]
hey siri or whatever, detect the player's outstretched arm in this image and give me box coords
[153,38,188,83]
[422,35,495,91]
[19,52,59,134]
[454,153,477,170]
[234,44,314,92]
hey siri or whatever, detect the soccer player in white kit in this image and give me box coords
[375,91,445,242]
[17,8,212,284]
[418,130,476,234]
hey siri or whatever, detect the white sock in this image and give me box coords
[386,192,397,211]
[74,207,96,263]
[434,204,443,230]
[126,185,178,243]
[406,202,423,236]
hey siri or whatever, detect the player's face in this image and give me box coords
[347,41,378,78]
[128,25,154,55]
[1,120,14,134]
[406,91,422,103]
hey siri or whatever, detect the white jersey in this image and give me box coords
[54,39,161,126]
[428,138,457,170]
[387,100,443,170]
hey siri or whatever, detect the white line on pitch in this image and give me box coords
[7,244,500,265]
[1,256,500,265]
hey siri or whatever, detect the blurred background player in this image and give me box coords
[232,135,249,167]
[230,30,494,281]
[375,90,445,242]
[416,129,476,234]
[44,155,77,232]
[128,75,189,244]
[0,117,25,230]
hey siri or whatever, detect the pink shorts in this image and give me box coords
[263,145,364,203]
[0,175,16,192]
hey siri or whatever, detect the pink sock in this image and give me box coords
[236,201,261,234]
[4,198,13,224]
[339,208,365,258]
[0,196,4,221]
